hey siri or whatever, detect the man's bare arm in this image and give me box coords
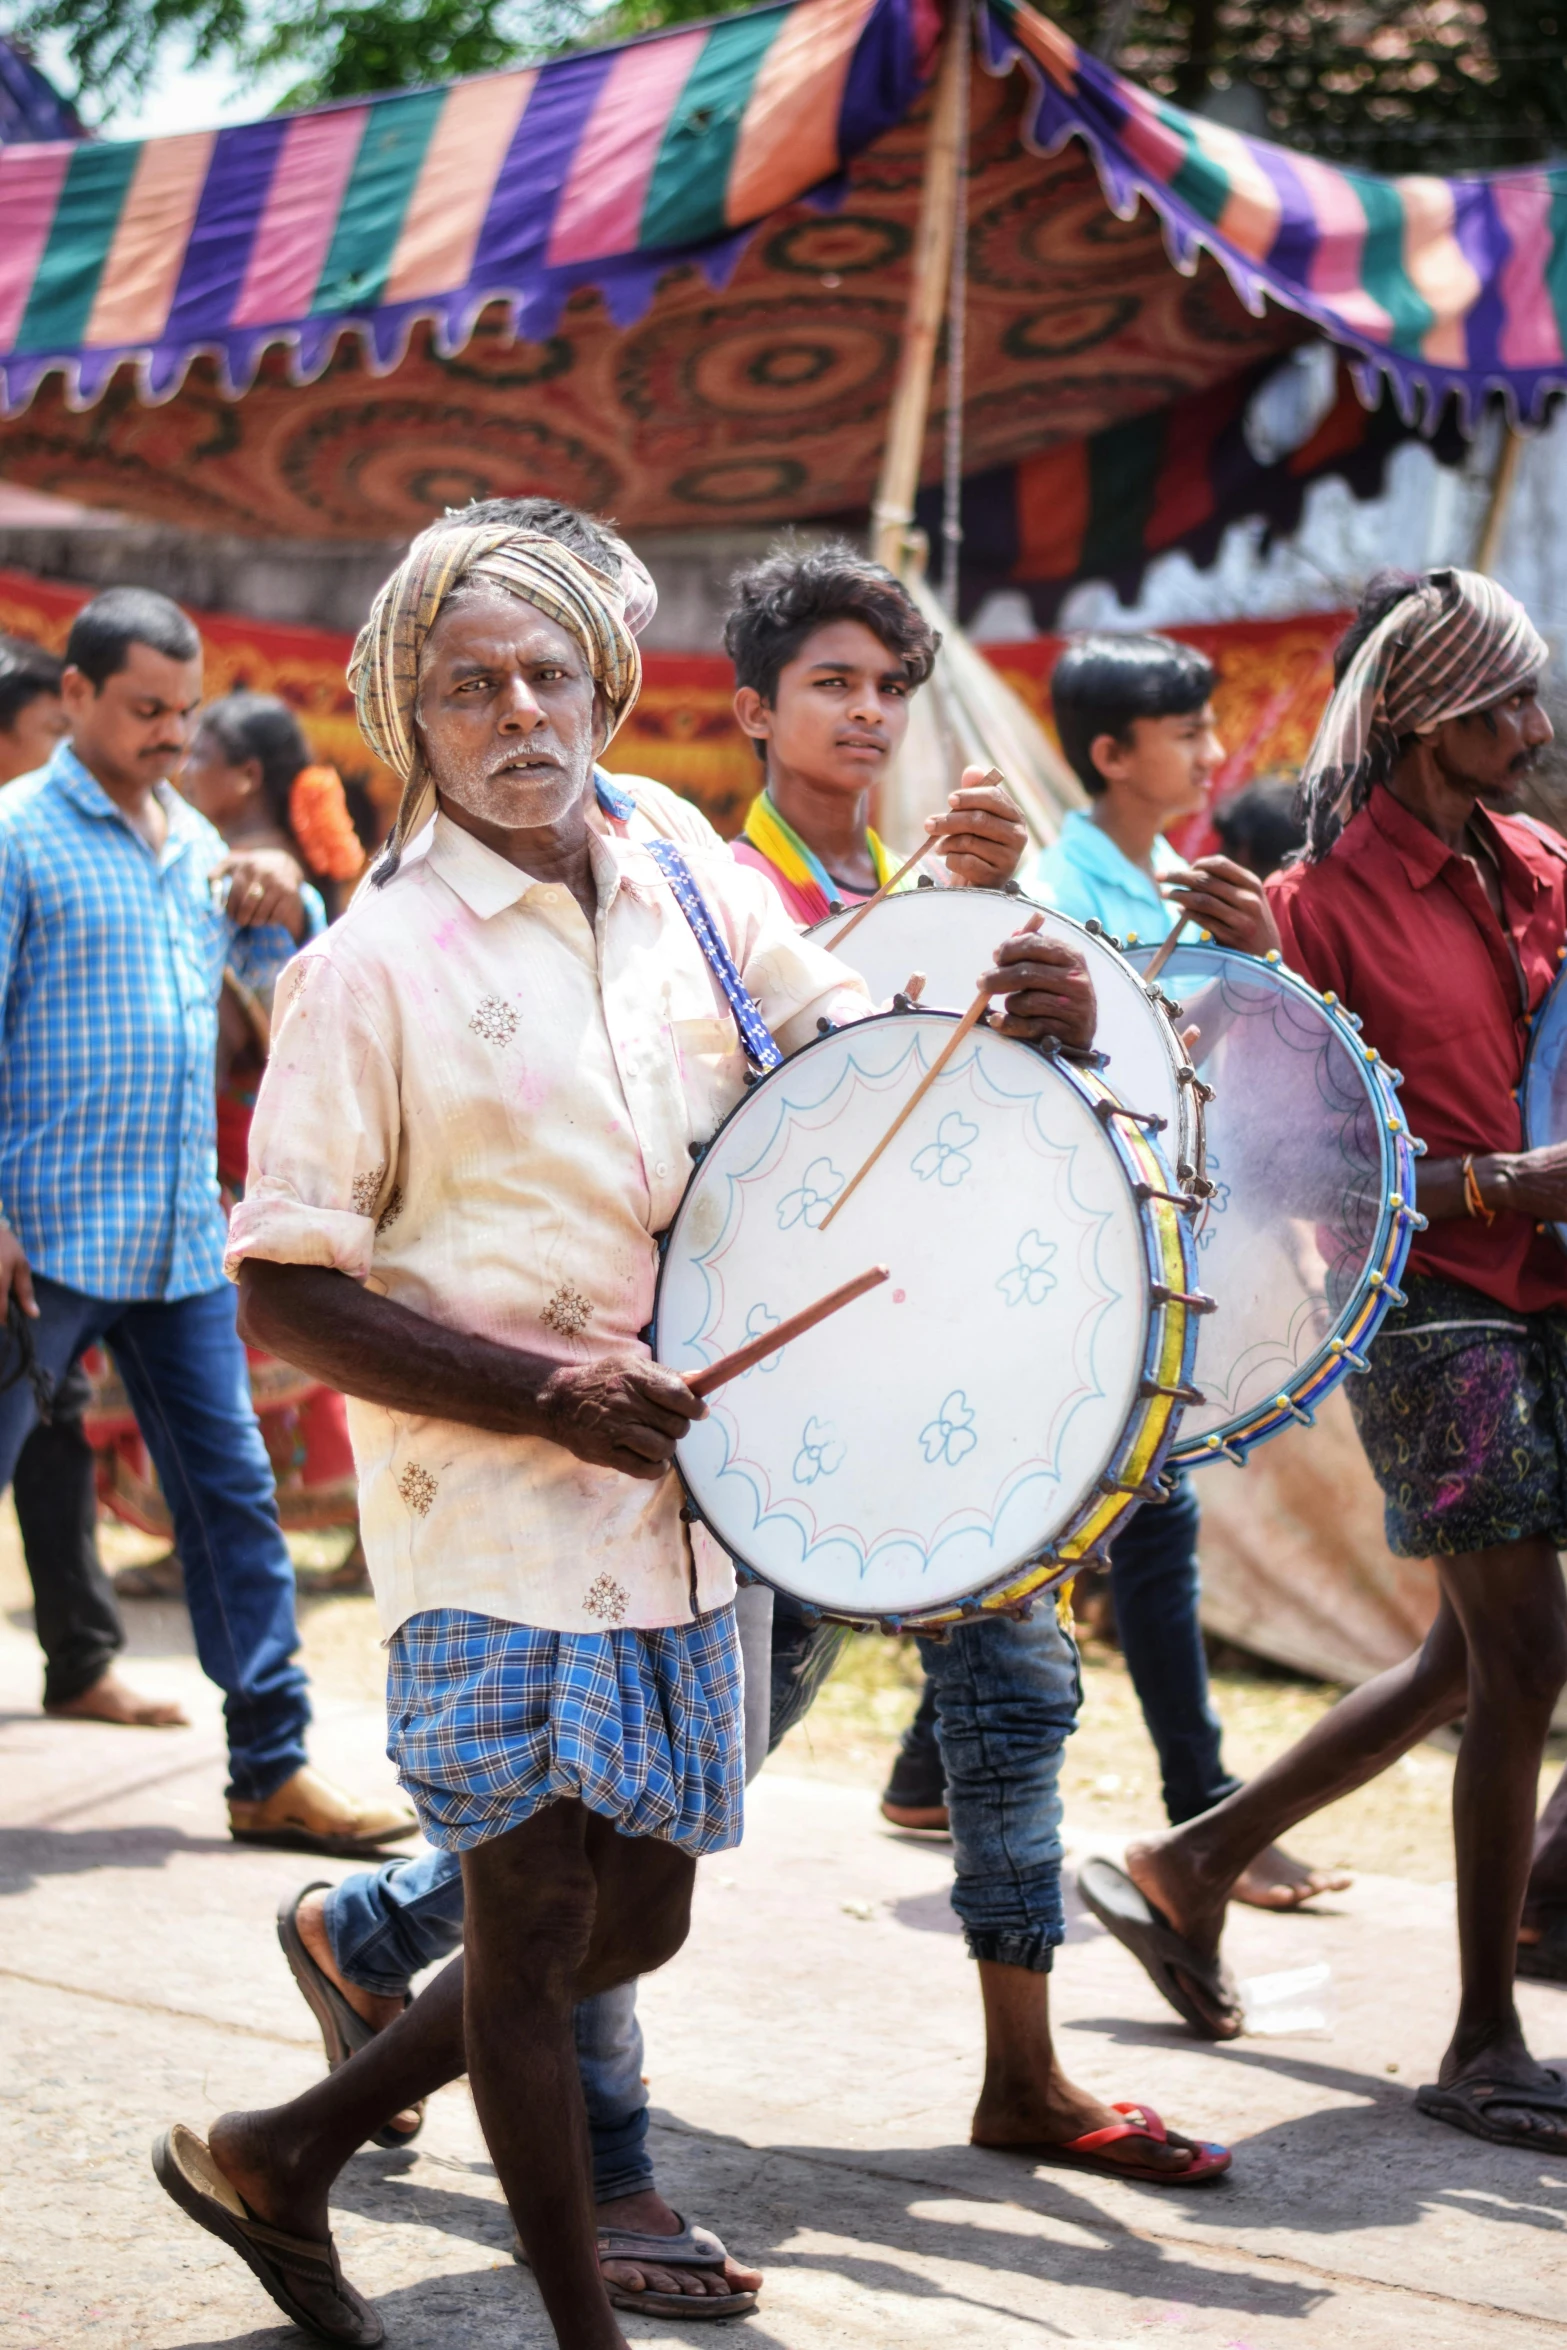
[238,1260,702,1479]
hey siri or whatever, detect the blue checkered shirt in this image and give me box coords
[0,741,323,1301]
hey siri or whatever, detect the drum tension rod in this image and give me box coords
[1092,1099,1168,1133]
[1139,1376,1206,1404]
[1269,1394,1316,1427]
[1150,1281,1217,1312]
[1100,1473,1171,1503]
[1329,1338,1371,1372]
[1134,1180,1199,1212]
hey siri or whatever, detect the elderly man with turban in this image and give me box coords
[1082,565,1567,2157]
[150,505,1086,2349]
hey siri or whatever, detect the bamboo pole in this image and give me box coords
[1475,419,1523,578]
[870,21,968,577]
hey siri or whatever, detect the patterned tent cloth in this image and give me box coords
[3,0,1563,421]
[0,0,1544,607]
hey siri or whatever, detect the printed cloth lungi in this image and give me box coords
[386,1603,744,1855]
[1349,1270,1567,1556]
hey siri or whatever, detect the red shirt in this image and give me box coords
[1267,786,1567,1315]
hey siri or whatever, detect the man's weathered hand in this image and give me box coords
[0,1228,36,1321]
[930,767,1030,887]
[216,848,309,941]
[979,922,1097,1049]
[1162,855,1282,957]
[539,1357,707,1479]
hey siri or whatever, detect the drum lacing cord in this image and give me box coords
[0,1295,54,1424]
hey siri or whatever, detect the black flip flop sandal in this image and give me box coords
[153,2124,384,2346]
[1077,1857,1244,2040]
[515,2214,760,2320]
[1416,2071,1567,2153]
[277,1885,425,2150]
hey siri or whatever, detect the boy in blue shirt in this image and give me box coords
[1021,634,1338,1908]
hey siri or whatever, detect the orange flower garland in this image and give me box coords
[289,763,366,883]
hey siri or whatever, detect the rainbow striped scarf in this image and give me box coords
[740,791,899,925]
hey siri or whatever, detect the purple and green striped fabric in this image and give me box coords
[0,0,935,412]
[983,0,1567,424]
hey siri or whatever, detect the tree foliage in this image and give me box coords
[17,0,1565,171]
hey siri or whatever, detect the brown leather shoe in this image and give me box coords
[229,1765,418,1858]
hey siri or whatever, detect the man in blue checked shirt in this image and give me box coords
[0,586,415,1857]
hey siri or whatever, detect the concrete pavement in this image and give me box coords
[3,1585,1566,2350]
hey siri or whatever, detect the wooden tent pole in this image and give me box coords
[871,17,968,577]
[1475,418,1522,578]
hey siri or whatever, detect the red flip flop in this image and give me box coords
[990,2102,1232,2186]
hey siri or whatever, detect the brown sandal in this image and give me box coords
[277,1884,424,2149]
[152,2124,384,2345]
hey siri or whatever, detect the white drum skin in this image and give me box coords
[653,1008,1199,1624]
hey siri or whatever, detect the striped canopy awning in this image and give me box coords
[5,0,1567,424]
[0,0,935,411]
[985,1,1567,425]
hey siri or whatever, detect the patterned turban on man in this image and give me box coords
[350,514,654,875]
[1298,566,1547,861]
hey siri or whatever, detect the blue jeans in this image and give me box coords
[323,1584,777,2202]
[917,1605,1079,1971]
[1,1276,309,1799]
[1109,1473,1238,1824]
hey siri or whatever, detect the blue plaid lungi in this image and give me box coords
[385,1605,744,1856]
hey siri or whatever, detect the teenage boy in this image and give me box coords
[1025,634,1344,1912]
[727,540,1030,912]
[0,587,416,1854]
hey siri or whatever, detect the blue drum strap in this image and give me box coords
[645,838,783,1074]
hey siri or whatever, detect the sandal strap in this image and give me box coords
[597,2221,729,2269]
[239,2213,342,2277]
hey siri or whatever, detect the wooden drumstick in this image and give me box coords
[685,1265,890,1398]
[1141,915,1190,987]
[820,907,1044,1231]
[819,988,990,1231]
[821,769,1008,952]
[822,841,934,951]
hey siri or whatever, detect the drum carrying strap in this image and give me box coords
[646,838,784,1075]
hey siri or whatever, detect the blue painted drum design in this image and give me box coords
[1521,955,1567,1256]
[806,886,1207,1194]
[652,1008,1200,1629]
[1126,942,1423,1468]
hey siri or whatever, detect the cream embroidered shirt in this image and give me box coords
[226,812,872,1639]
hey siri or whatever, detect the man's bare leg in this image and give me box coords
[1121,1592,1471,2024]
[970,1963,1209,2175]
[461,1805,695,2350]
[287,1886,756,2305]
[1434,1542,1567,2135]
[202,1803,711,2349]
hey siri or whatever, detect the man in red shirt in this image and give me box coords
[1083,566,1567,2155]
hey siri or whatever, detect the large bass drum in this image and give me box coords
[652,1008,1200,1628]
[1126,943,1422,1466]
[807,886,1206,1192]
[1521,960,1567,1255]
